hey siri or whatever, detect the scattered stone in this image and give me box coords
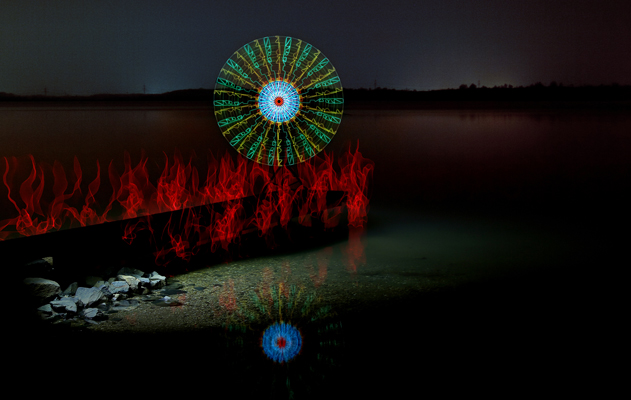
[117,275,140,291]
[117,267,145,278]
[50,297,78,313]
[81,308,106,320]
[99,284,113,298]
[148,271,166,289]
[96,303,110,312]
[112,293,127,301]
[152,296,184,307]
[82,308,97,318]
[23,278,61,303]
[62,282,78,296]
[75,287,105,308]
[109,281,130,294]
[148,271,166,281]
[37,304,53,313]
[23,260,188,329]
[111,299,139,311]
[149,280,165,289]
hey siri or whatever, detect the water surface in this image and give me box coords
[5,103,628,396]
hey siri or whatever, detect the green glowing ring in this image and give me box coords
[214,36,343,166]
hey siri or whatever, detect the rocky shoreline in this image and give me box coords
[21,257,190,328]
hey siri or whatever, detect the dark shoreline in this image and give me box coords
[1,99,630,110]
[2,85,630,110]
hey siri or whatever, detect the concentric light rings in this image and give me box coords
[214,36,343,166]
[258,81,300,123]
[261,322,303,363]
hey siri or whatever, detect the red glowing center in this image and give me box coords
[274,97,284,106]
[276,337,287,349]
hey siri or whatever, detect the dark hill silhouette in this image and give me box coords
[1,84,629,108]
[345,83,631,103]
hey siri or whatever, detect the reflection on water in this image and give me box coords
[7,103,629,395]
[343,227,365,280]
[2,104,629,211]
[0,103,223,169]
[308,246,331,288]
[201,259,345,397]
[341,108,631,208]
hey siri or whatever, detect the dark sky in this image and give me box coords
[1,0,630,95]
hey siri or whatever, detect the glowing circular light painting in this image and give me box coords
[258,81,300,122]
[214,36,343,166]
[261,321,303,363]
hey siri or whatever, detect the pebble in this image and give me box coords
[21,260,170,326]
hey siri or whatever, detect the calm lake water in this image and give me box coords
[5,102,629,396]
[2,102,629,212]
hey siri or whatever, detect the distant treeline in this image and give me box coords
[1,83,630,104]
[0,88,213,102]
[346,83,631,103]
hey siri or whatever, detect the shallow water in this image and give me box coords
[5,103,628,396]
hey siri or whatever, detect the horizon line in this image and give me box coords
[2,82,631,98]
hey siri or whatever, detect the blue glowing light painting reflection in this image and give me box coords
[262,322,303,363]
[258,81,300,123]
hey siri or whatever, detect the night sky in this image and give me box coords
[1,0,630,95]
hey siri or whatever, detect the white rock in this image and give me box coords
[148,271,166,288]
[50,297,78,313]
[109,281,130,294]
[75,287,105,308]
[82,308,105,320]
[117,275,139,291]
[117,267,145,277]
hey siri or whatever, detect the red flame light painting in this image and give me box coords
[1,144,374,266]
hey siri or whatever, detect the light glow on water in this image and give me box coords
[261,321,302,363]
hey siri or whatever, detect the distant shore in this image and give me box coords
[2,85,630,110]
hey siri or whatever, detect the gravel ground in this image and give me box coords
[84,238,456,334]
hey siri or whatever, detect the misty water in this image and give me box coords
[4,103,629,396]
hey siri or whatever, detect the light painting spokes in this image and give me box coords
[214,36,343,166]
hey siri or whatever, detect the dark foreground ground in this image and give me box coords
[6,195,625,398]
